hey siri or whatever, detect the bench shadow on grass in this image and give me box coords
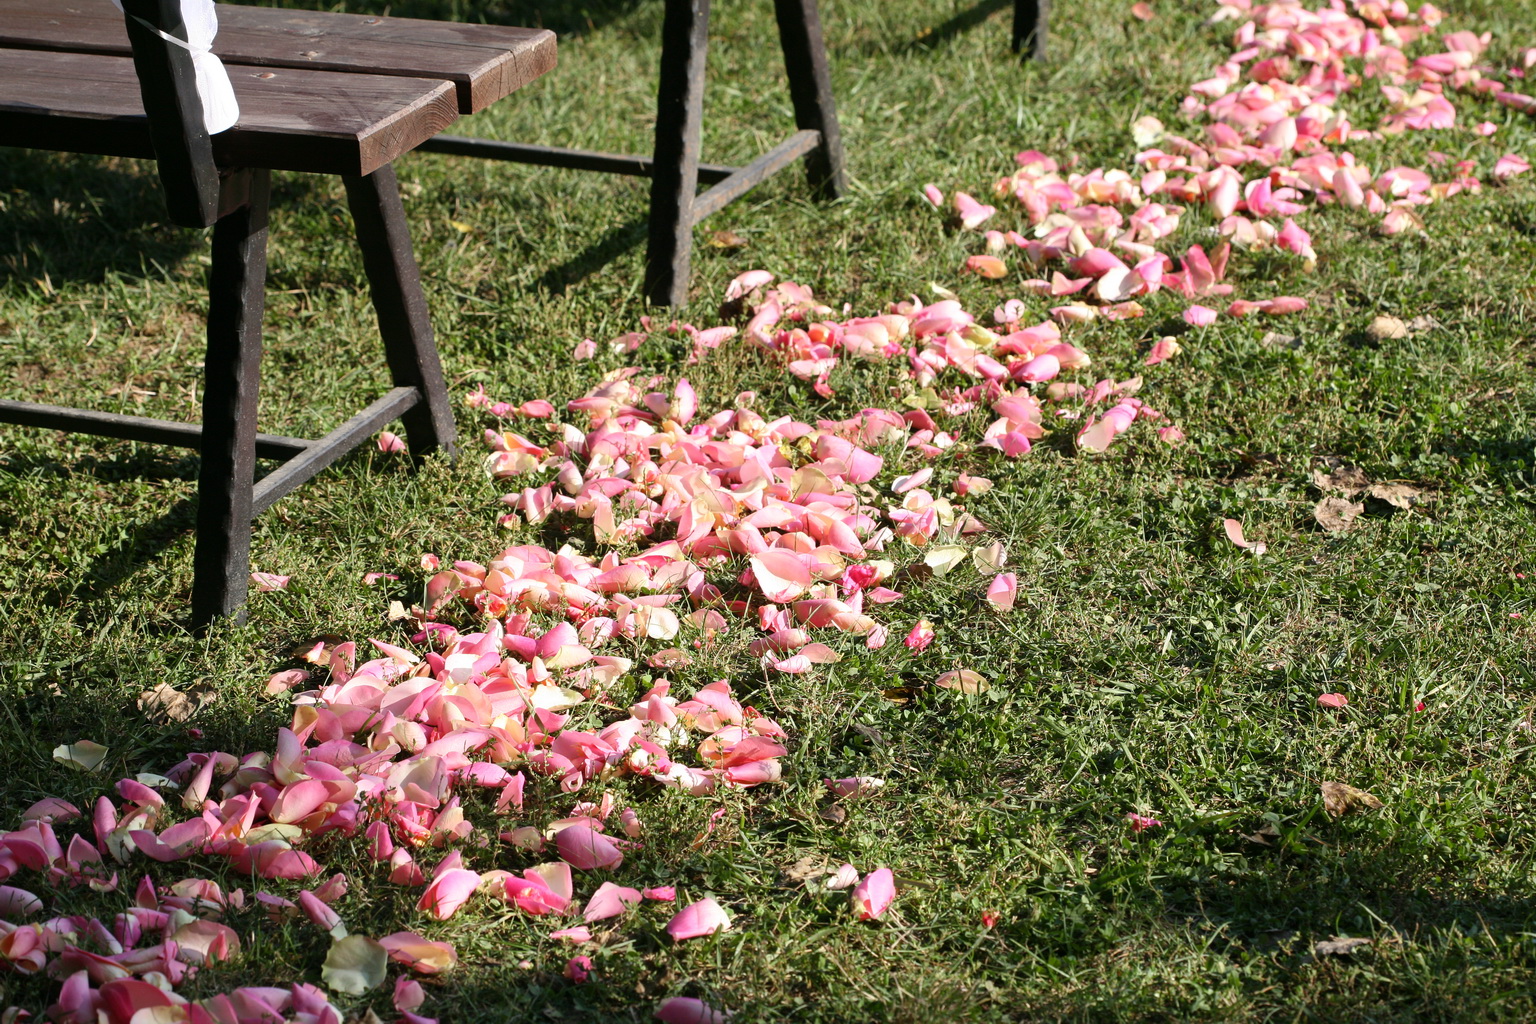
[0,150,201,290]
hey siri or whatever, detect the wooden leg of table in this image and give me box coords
[343,164,457,462]
[191,168,270,628]
[645,0,710,307]
[773,0,847,200]
[1013,0,1049,61]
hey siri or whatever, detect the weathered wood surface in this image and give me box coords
[121,0,220,228]
[0,0,556,114]
[0,47,459,176]
[690,129,821,223]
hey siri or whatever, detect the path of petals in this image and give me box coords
[933,0,1531,325]
[6,0,1532,1018]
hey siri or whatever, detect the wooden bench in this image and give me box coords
[0,0,555,625]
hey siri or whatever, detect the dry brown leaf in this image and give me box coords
[138,682,209,724]
[1365,315,1408,341]
[1314,935,1372,956]
[935,670,990,694]
[1313,496,1364,532]
[1260,331,1302,350]
[1367,482,1422,509]
[1321,780,1383,818]
[1310,464,1370,495]
[782,856,824,883]
[818,804,847,824]
[1407,315,1441,333]
[708,230,747,250]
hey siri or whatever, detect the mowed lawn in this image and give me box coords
[2,0,1536,1020]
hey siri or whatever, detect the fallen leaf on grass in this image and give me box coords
[1407,315,1441,333]
[707,230,747,250]
[935,670,989,694]
[1314,935,1372,956]
[1259,331,1302,351]
[1365,315,1408,341]
[1321,781,1384,818]
[1367,482,1422,509]
[783,857,822,882]
[1313,497,1363,532]
[1310,464,1370,496]
[138,682,211,724]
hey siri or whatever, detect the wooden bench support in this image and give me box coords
[191,168,270,627]
[644,0,712,308]
[773,0,847,199]
[344,165,457,463]
[251,387,419,517]
[1013,0,1049,61]
[0,401,311,460]
[416,136,738,186]
[691,129,822,224]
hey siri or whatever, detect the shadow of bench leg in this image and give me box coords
[1013,0,1049,60]
[645,0,710,307]
[191,169,270,628]
[344,165,458,462]
[773,0,847,199]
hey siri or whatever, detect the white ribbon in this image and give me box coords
[110,0,239,134]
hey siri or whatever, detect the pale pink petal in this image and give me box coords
[1495,154,1531,181]
[1222,518,1266,556]
[377,431,407,454]
[415,868,481,921]
[583,881,643,922]
[666,898,731,941]
[555,825,624,871]
[986,572,1017,613]
[655,997,731,1024]
[850,867,895,921]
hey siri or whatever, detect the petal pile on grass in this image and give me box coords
[932,0,1533,322]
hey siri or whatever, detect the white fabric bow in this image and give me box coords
[110,0,239,134]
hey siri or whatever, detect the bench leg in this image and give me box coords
[191,169,271,628]
[773,0,847,200]
[645,0,711,307]
[1013,0,1049,61]
[343,164,457,462]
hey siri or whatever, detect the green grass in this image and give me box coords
[4,0,1536,1020]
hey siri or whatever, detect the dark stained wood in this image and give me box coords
[251,387,419,516]
[0,399,312,460]
[1013,0,1049,61]
[120,0,219,228]
[0,47,459,176]
[0,0,556,115]
[417,135,737,185]
[191,168,270,628]
[644,0,711,307]
[691,129,821,223]
[343,166,457,462]
[772,0,846,199]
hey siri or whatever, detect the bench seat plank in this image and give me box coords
[0,0,555,114]
[0,47,458,176]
